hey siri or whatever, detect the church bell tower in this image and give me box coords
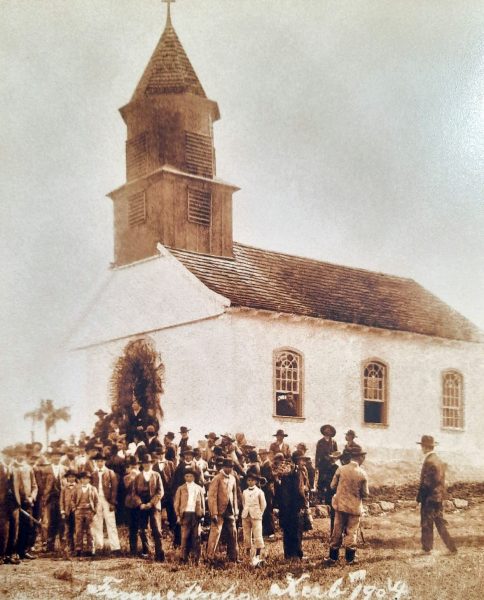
[108,3,238,266]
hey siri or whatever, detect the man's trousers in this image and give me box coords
[138,508,164,560]
[329,510,360,550]
[92,496,120,551]
[262,489,275,537]
[74,510,94,553]
[420,500,457,553]
[0,505,19,558]
[242,515,264,557]
[180,512,201,562]
[206,511,238,562]
[46,496,64,551]
[17,503,34,558]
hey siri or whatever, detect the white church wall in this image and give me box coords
[75,305,483,483]
[226,309,484,483]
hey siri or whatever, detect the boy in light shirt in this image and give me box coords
[241,473,267,567]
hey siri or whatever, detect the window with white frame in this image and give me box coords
[274,349,303,417]
[442,370,464,429]
[363,360,387,425]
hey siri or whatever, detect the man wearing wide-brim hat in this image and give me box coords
[202,432,219,463]
[315,424,338,499]
[325,445,369,566]
[416,435,457,555]
[269,430,291,460]
[206,458,239,564]
[131,454,165,561]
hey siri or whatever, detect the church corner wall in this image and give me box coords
[227,310,484,484]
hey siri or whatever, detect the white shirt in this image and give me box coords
[96,468,105,497]
[52,464,61,479]
[185,481,198,512]
[143,469,152,482]
[222,471,235,503]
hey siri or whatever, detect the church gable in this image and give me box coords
[169,242,481,343]
[70,246,229,349]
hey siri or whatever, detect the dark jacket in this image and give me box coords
[91,468,118,506]
[417,452,447,504]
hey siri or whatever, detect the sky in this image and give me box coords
[1,0,483,445]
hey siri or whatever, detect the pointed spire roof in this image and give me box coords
[131,12,206,101]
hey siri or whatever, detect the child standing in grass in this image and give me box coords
[72,471,98,557]
[241,473,267,567]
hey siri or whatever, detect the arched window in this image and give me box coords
[442,371,464,429]
[274,349,303,417]
[363,360,388,425]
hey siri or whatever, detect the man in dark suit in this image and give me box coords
[145,426,163,454]
[416,435,457,555]
[126,399,148,443]
[43,448,67,552]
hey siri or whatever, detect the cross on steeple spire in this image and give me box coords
[162,0,175,26]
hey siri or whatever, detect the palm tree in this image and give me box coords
[24,405,45,443]
[40,399,71,447]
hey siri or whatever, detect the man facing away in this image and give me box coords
[416,435,457,555]
[326,445,369,566]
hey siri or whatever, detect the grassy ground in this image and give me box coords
[1,500,483,600]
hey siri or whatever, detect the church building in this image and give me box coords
[71,7,484,483]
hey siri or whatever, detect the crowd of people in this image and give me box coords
[0,399,457,569]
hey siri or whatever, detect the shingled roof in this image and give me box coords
[169,242,481,342]
[131,16,206,101]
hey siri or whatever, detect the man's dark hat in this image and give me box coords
[126,455,139,467]
[215,457,225,467]
[292,450,305,463]
[146,425,156,434]
[213,446,224,456]
[245,471,262,482]
[141,454,154,464]
[273,429,288,438]
[165,432,175,440]
[77,470,91,479]
[184,468,196,476]
[181,446,194,456]
[95,409,108,417]
[222,458,234,468]
[320,424,336,437]
[179,426,190,434]
[347,445,366,457]
[205,432,219,441]
[345,429,357,438]
[65,469,77,478]
[93,453,105,461]
[273,452,285,461]
[49,447,63,456]
[417,435,438,447]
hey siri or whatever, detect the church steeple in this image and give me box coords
[108,5,238,267]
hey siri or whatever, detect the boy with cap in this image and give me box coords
[241,473,267,566]
[174,468,205,564]
[72,471,98,556]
